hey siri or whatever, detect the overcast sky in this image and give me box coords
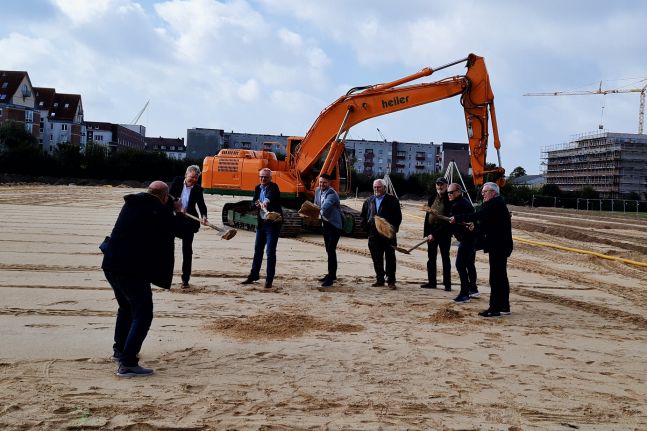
[2,0,646,174]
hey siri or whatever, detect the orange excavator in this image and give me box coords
[202,53,505,236]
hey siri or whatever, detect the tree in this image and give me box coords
[509,166,526,179]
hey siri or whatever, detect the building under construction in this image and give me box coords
[541,131,647,199]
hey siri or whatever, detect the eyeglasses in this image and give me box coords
[482,189,493,195]
[447,190,459,195]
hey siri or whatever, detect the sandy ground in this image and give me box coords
[1,184,646,430]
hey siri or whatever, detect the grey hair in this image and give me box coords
[483,182,499,195]
[373,179,385,187]
[186,165,201,176]
[259,168,272,176]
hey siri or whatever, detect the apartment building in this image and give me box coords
[542,131,647,199]
[0,70,40,141]
[85,121,145,153]
[145,136,186,160]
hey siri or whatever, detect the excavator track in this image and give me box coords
[341,205,366,238]
[222,200,302,237]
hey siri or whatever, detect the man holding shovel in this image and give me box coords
[447,183,479,303]
[421,177,452,291]
[360,179,402,289]
[315,174,344,287]
[170,165,208,289]
[241,168,283,289]
[101,181,177,377]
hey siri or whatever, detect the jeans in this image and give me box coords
[426,234,451,289]
[104,270,153,367]
[488,251,510,312]
[368,235,396,283]
[455,240,477,296]
[322,221,341,278]
[251,220,281,283]
[181,231,194,284]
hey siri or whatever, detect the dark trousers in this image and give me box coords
[104,269,153,367]
[456,240,477,296]
[368,236,396,283]
[426,234,451,289]
[322,221,341,278]
[251,221,281,283]
[488,251,510,312]
[180,231,194,284]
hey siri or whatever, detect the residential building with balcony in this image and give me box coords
[0,70,41,142]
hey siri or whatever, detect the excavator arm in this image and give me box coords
[293,53,504,187]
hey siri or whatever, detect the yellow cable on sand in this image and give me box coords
[513,236,647,268]
[403,209,647,268]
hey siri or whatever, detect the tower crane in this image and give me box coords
[524,81,647,134]
[129,99,150,125]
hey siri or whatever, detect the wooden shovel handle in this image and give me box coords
[407,238,429,253]
[183,212,223,232]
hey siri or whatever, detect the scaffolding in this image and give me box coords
[541,131,647,199]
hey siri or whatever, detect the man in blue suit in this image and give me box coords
[314,174,344,287]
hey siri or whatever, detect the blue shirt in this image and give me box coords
[375,195,384,213]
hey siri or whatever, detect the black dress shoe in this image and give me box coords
[241,276,259,285]
[320,279,334,287]
[318,275,337,282]
[264,282,273,289]
[420,283,436,289]
[371,281,385,287]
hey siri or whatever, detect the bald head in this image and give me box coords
[147,180,169,204]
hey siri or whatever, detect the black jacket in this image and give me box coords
[253,182,283,223]
[360,194,402,238]
[423,192,451,238]
[101,192,177,289]
[454,195,513,256]
[169,176,207,234]
[449,196,475,243]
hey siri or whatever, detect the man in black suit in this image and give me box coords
[451,182,513,317]
[101,181,177,377]
[421,176,452,291]
[170,165,208,288]
[360,179,402,289]
[241,168,283,289]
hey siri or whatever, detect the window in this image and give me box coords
[61,124,68,131]
[39,101,44,106]
[53,102,58,107]
[1,82,7,88]
[64,103,69,108]
[0,94,6,100]
[25,110,33,123]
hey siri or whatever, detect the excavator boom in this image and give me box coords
[293,53,504,187]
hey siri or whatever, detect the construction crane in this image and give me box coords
[524,81,647,134]
[130,99,150,125]
[376,127,387,142]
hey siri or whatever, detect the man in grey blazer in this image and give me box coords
[314,174,344,287]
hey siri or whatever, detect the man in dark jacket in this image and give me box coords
[447,183,478,303]
[451,182,513,317]
[241,168,283,289]
[421,177,452,291]
[101,181,177,377]
[169,165,208,288]
[360,179,402,289]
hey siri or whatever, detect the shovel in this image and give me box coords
[393,238,428,255]
[183,212,237,240]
